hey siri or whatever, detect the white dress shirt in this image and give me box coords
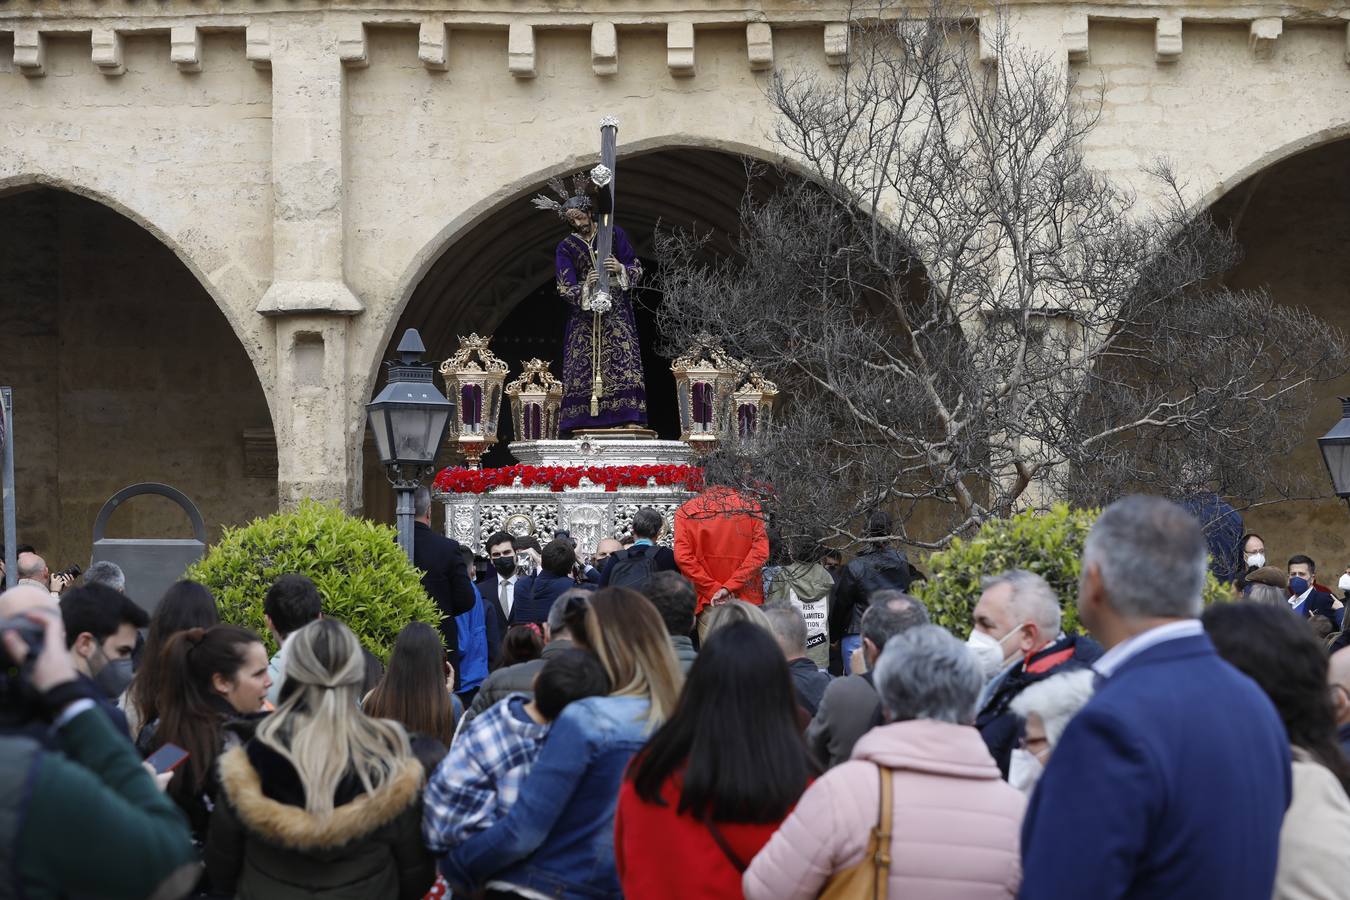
[499,575,517,617]
[1092,619,1205,680]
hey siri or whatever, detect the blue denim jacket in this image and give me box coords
[439,694,652,899]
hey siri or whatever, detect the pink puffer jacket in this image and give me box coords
[743,719,1025,900]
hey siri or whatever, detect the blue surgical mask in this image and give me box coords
[1289,576,1310,596]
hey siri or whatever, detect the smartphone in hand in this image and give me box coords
[144,742,190,775]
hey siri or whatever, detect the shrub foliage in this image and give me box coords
[913,504,1228,636]
[186,500,440,661]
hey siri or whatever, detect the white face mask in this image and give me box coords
[1246,552,1266,569]
[1008,748,1045,794]
[1338,574,1350,593]
[966,627,1019,679]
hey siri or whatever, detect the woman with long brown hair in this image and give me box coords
[363,621,456,748]
[140,623,271,842]
[125,579,219,739]
[440,587,682,899]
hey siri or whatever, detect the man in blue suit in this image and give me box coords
[1019,495,1290,900]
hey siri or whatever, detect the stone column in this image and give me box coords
[257,20,364,510]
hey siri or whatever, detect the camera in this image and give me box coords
[54,564,81,582]
[516,552,538,578]
[0,615,44,667]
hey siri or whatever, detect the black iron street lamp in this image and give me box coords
[1317,397,1350,510]
[367,329,453,561]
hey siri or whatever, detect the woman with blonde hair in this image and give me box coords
[439,587,682,899]
[205,619,435,900]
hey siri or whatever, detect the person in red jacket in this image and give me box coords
[674,480,770,641]
[615,620,816,898]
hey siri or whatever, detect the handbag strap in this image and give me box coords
[703,815,749,873]
[872,765,894,900]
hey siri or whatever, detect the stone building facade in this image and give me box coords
[2,1,1349,568]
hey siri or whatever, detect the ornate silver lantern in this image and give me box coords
[732,370,778,441]
[439,334,509,469]
[506,358,564,442]
[671,335,738,454]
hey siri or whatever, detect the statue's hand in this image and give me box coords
[585,269,599,287]
[604,256,624,275]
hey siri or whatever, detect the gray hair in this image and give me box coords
[872,624,983,724]
[860,594,930,653]
[981,569,1061,636]
[761,602,807,653]
[631,507,664,540]
[548,588,590,636]
[84,560,126,593]
[414,485,433,519]
[1009,669,1096,749]
[703,599,772,638]
[1082,495,1206,619]
[1246,582,1287,608]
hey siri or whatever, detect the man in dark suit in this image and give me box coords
[475,530,522,669]
[1287,554,1343,629]
[599,507,678,587]
[1019,496,1290,900]
[411,487,477,669]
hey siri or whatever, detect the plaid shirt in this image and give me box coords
[423,693,550,853]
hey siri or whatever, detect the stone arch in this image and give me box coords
[0,172,274,405]
[361,135,817,403]
[1192,122,1350,218]
[0,184,279,565]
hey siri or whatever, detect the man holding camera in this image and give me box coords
[0,586,198,898]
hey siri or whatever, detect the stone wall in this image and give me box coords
[0,190,277,568]
[3,2,1350,550]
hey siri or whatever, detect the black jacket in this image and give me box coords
[205,739,434,900]
[599,544,679,587]
[509,571,592,626]
[975,633,1102,777]
[412,522,476,660]
[787,657,832,718]
[828,547,913,641]
[474,573,510,669]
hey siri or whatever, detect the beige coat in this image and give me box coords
[1274,747,1350,900]
[745,719,1025,900]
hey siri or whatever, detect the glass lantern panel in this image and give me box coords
[488,385,502,432]
[461,384,483,431]
[1322,440,1350,496]
[693,382,713,430]
[738,403,757,438]
[367,406,393,463]
[391,407,440,464]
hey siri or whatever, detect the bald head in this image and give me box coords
[594,538,624,567]
[1329,647,1350,728]
[0,584,59,618]
[16,552,48,584]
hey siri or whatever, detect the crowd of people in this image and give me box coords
[4,484,1350,899]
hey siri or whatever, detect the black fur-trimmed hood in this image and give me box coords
[216,743,423,852]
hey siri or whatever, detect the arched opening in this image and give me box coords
[0,187,278,571]
[1206,137,1350,568]
[363,146,790,517]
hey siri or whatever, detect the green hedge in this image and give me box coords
[912,504,1228,636]
[185,500,441,662]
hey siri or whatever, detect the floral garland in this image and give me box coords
[434,464,704,495]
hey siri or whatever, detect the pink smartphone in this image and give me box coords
[144,742,190,775]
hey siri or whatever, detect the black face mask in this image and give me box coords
[493,557,517,577]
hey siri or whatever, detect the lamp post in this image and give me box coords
[1318,397,1350,510]
[367,329,454,561]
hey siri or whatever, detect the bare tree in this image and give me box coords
[655,1,1346,550]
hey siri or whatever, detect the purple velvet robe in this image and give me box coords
[554,224,648,432]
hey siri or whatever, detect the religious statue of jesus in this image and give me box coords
[533,174,648,434]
